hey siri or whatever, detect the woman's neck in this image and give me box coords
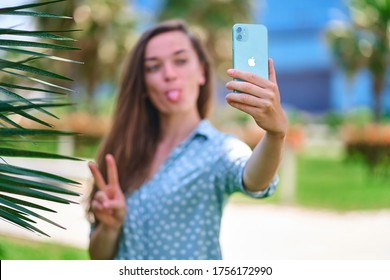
[146,112,201,181]
[159,112,201,148]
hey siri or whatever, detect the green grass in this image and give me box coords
[231,154,390,211]
[0,234,89,260]
[295,155,390,211]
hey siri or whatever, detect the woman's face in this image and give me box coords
[144,31,205,117]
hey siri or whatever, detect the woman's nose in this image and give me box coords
[163,63,177,81]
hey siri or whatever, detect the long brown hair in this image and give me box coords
[89,20,213,213]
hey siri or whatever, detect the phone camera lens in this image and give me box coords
[236,27,242,33]
[237,34,243,40]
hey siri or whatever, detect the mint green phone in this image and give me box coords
[232,23,268,81]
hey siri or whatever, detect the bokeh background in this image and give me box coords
[1,0,390,260]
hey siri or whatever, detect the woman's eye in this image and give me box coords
[175,58,187,65]
[145,64,160,73]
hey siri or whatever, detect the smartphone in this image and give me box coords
[232,23,268,81]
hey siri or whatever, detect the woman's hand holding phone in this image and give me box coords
[226,58,287,137]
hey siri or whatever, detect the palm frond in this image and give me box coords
[1,69,75,92]
[0,0,84,236]
[0,28,79,41]
[0,0,69,15]
[0,47,83,64]
[0,58,74,81]
[0,39,79,51]
[0,163,80,185]
[0,82,68,95]
[0,147,81,161]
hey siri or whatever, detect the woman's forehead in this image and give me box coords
[145,31,193,59]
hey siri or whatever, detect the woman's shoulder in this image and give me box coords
[198,119,252,153]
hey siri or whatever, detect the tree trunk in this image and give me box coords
[372,74,384,123]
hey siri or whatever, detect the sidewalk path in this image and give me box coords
[220,203,390,259]
[1,158,389,259]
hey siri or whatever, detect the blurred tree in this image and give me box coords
[326,0,390,122]
[158,0,253,82]
[35,0,136,112]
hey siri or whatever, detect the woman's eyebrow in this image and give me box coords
[144,49,189,61]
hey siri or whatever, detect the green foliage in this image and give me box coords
[325,0,390,121]
[343,107,374,126]
[158,0,252,28]
[323,111,344,131]
[0,0,82,236]
[35,0,135,110]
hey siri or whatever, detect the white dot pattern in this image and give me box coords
[114,120,277,260]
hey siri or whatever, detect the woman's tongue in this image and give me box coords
[166,90,180,102]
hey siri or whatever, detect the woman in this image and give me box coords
[88,20,287,260]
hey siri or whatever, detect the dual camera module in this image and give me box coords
[235,26,247,41]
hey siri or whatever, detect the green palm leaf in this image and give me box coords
[2,69,75,92]
[0,47,83,64]
[0,207,50,236]
[0,39,79,51]
[0,163,80,185]
[0,0,70,15]
[0,29,78,41]
[0,128,76,137]
[0,58,74,81]
[0,82,68,95]
[0,173,79,195]
[0,194,57,212]
[0,197,65,229]
[0,147,81,161]
[0,0,84,236]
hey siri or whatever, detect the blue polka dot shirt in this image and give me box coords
[114,120,277,260]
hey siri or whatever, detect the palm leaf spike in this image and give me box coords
[0,0,84,236]
[0,0,71,17]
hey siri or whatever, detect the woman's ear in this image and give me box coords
[199,76,206,86]
[198,64,206,86]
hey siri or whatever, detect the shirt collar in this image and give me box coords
[192,119,216,140]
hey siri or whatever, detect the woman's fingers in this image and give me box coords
[90,154,126,228]
[106,154,120,188]
[226,58,279,94]
[88,161,107,191]
[92,191,109,211]
[91,199,104,212]
[226,90,267,108]
[268,58,277,84]
[227,69,270,89]
[92,191,121,211]
[89,154,121,192]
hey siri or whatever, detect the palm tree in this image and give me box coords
[0,0,82,236]
[326,0,390,122]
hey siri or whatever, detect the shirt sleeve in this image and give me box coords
[217,136,278,199]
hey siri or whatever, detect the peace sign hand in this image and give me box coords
[88,154,126,230]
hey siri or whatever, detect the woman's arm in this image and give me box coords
[225,58,287,192]
[242,131,285,191]
[89,223,122,259]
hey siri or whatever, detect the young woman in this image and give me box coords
[88,20,287,260]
